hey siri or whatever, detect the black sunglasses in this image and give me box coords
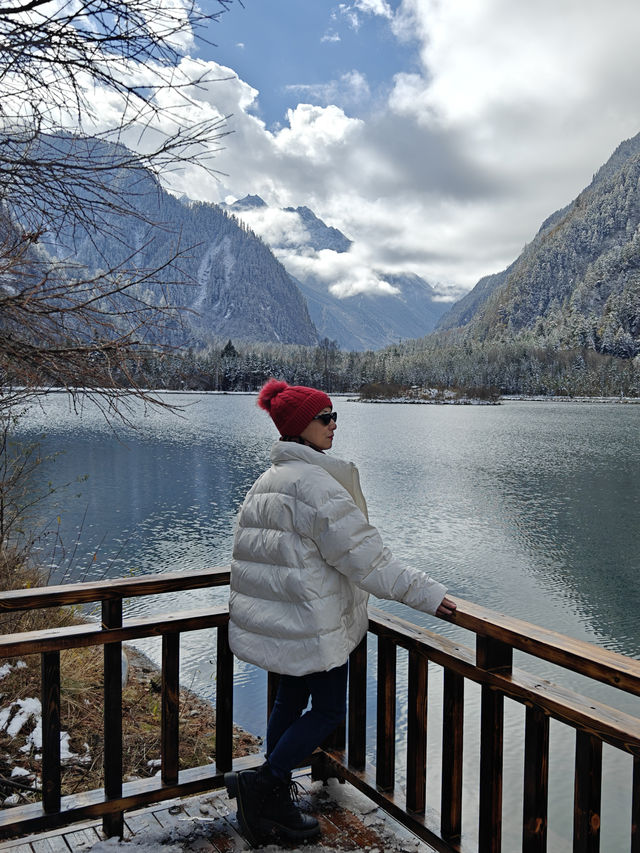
[313,411,338,425]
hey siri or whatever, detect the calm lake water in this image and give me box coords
[13,393,640,851]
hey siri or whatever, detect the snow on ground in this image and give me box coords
[0,661,26,682]
[0,692,91,784]
[84,777,433,852]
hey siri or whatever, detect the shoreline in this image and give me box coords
[11,387,640,402]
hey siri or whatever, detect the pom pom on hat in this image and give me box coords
[257,379,288,413]
[257,378,332,437]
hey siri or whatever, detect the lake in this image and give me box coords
[13,393,640,851]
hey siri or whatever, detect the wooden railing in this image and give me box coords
[1,567,639,853]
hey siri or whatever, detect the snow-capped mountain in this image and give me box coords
[225,196,449,350]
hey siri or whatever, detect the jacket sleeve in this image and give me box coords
[312,490,447,616]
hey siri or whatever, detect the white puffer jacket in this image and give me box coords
[228,441,447,676]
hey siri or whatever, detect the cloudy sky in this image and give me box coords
[119,0,640,301]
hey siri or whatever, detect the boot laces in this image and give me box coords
[286,780,303,804]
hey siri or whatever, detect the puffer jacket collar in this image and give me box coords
[270,440,369,520]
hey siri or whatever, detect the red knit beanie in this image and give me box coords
[257,379,332,437]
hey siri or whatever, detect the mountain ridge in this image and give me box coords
[436,130,640,358]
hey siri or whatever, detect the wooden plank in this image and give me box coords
[318,748,460,853]
[0,607,227,658]
[522,707,549,853]
[215,624,234,773]
[0,755,263,839]
[476,635,513,673]
[573,732,602,853]
[478,684,503,853]
[60,827,101,851]
[102,599,124,839]
[41,651,61,815]
[124,809,163,836]
[161,632,180,785]
[348,637,367,770]
[194,794,252,852]
[441,669,464,842]
[0,567,231,612]
[376,635,396,793]
[320,798,392,849]
[0,817,106,848]
[406,648,428,814]
[30,837,68,852]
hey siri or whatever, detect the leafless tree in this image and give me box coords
[0,0,236,415]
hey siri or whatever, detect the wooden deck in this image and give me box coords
[0,772,439,852]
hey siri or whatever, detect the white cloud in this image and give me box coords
[354,0,394,19]
[281,246,402,299]
[53,0,640,299]
[271,103,363,164]
[230,204,403,299]
[285,71,371,110]
[231,207,311,248]
[338,5,362,32]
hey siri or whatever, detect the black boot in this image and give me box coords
[262,773,320,841]
[224,767,266,846]
[225,763,320,845]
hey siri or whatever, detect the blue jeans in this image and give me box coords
[265,661,348,782]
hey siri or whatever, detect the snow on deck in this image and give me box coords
[0,773,439,852]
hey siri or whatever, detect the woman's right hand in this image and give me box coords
[436,596,457,618]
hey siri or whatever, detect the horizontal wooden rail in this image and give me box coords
[0,607,227,657]
[448,597,640,696]
[370,608,640,755]
[0,566,231,611]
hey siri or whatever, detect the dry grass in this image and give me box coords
[0,554,261,807]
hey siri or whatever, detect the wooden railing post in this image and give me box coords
[406,649,428,814]
[41,651,61,815]
[573,731,602,853]
[522,706,549,853]
[161,632,180,785]
[215,624,233,772]
[441,667,464,842]
[376,635,396,792]
[348,637,367,770]
[102,599,124,839]
[477,635,513,853]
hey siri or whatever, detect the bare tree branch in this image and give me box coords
[0,0,237,418]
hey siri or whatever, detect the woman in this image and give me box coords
[224,379,456,846]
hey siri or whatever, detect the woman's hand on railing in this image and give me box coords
[435,596,457,618]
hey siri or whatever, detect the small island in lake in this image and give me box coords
[356,381,501,405]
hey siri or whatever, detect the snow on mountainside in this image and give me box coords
[436,131,640,358]
[21,137,318,347]
[225,196,449,350]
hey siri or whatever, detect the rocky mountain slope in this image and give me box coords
[437,132,640,358]
[28,138,318,347]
